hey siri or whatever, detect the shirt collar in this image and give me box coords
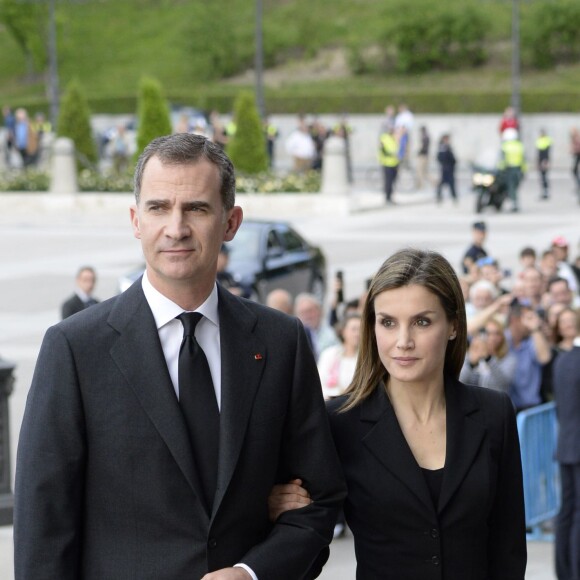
[141,271,219,331]
[75,288,91,303]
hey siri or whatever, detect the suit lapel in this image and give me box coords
[361,385,435,514]
[438,377,486,514]
[108,282,209,523]
[212,288,266,517]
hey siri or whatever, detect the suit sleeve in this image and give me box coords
[241,319,347,580]
[487,392,527,579]
[14,325,86,580]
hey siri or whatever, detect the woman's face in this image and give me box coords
[374,284,456,388]
[558,311,578,340]
[342,317,361,350]
[485,321,504,353]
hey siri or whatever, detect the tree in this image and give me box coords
[0,0,47,75]
[226,91,268,175]
[134,76,172,160]
[57,79,98,171]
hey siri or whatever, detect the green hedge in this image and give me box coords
[13,89,580,116]
[524,0,580,69]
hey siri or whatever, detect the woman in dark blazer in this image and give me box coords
[270,248,527,579]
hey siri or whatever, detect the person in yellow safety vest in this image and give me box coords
[499,128,526,213]
[263,117,278,168]
[225,120,237,138]
[536,128,552,200]
[379,127,399,204]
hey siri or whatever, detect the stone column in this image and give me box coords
[50,137,78,195]
[321,135,349,196]
[0,360,15,525]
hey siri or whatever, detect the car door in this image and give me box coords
[261,225,311,299]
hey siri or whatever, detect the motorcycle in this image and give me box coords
[471,165,509,213]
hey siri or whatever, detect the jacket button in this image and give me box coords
[432,555,440,566]
[208,538,217,549]
[431,528,439,539]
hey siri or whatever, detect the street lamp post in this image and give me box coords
[255,0,265,119]
[47,0,59,128]
[511,0,521,116]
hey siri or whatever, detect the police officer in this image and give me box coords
[379,126,399,204]
[500,128,526,213]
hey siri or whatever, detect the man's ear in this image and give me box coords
[130,205,141,239]
[224,206,243,241]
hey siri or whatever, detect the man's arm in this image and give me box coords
[238,319,346,580]
[14,326,86,580]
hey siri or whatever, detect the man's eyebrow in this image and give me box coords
[144,198,169,207]
[182,200,211,210]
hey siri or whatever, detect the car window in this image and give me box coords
[267,230,284,253]
[228,227,260,260]
[280,229,305,252]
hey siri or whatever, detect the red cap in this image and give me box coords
[552,236,568,248]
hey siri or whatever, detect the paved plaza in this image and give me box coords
[1,170,578,578]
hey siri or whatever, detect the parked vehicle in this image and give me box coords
[118,219,327,304]
[472,165,508,213]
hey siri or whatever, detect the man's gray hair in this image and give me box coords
[133,133,236,209]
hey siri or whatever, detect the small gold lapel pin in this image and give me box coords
[254,353,263,360]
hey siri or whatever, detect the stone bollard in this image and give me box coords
[321,135,350,196]
[50,137,78,195]
[0,359,15,525]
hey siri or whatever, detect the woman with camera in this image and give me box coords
[460,316,517,393]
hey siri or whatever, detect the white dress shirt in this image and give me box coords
[141,273,258,580]
[142,272,222,408]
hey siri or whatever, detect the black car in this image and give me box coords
[118,219,326,304]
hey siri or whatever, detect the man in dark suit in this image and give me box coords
[14,133,345,580]
[60,265,99,319]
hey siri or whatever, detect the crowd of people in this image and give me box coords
[1,106,51,169]
[377,103,580,212]
[284,113,353,177]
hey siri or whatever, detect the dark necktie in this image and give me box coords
[176,312,219,514]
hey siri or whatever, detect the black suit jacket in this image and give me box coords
[15,281,345,579]
[61,293,98,319]
[553,346,580,464]
[327,378,527,580]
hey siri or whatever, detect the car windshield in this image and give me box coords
[228,226,261,261]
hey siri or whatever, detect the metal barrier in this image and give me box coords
[516,401,560,541]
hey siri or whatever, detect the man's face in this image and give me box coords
[522,269,543,298]
[473,229,486,245]
[295,299,322,330]
[77,269,96,295]
[130,157,242,295]
[550,281,572,306]
[552,245,567,262]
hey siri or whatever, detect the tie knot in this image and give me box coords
[177,311,204,337]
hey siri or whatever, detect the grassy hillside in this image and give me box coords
[0,0,578,114]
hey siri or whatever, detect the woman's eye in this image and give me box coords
[381,319,395,328]
[416,318,430,327]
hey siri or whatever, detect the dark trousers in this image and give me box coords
[556,462,580,580]
[383,165,398,202]
[436,168,457,201]
[505,166,522,207]
[540,169,549,196]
